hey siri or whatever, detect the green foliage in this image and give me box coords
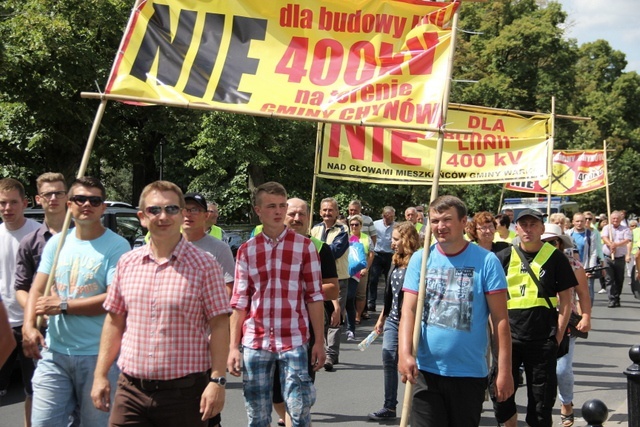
[1,0,639,218]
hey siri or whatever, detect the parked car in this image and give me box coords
[23,206,146,248]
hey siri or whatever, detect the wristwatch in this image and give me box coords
[59,300,68,315]
[209,376,227,387]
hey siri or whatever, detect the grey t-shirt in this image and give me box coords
[190,234,235,284]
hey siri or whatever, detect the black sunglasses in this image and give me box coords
[70,195,104,207]
[145,205,182,216]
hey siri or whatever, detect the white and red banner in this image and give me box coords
[506,150,606,195]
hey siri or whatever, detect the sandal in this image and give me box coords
[361,312,370,320]
[560,413,574,427]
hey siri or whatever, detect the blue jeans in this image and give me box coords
[382,317,399,410]
[31,348,119,427]
[587,276,595,307]
[557,337,577,405]
[326,279,348,362]
[242,345,315,427]
[345,278,359,334]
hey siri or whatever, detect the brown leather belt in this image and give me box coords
[123,372,207,392]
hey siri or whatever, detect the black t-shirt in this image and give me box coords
[496,245,577,341]
[318,243,338,280]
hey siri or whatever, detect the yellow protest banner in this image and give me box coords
[506,150,606,195]
[317,105,551,185]
[105,0,458,128]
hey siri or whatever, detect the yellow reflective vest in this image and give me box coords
[506,243,558,310]
[208,225,223,240]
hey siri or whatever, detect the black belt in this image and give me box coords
[123,372,207,392]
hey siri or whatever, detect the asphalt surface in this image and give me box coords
[1,278,638,427]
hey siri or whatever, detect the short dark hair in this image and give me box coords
[429,195,467,220]
[0,178,26,198]
[69,177,106,199]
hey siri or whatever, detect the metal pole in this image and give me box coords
[624,345,640,427]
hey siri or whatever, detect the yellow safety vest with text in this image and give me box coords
[506,243,558,309]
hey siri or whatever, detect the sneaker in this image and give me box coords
[324,360,334,371]
[346,331,356,341]
[598,289,607,294]
[368,408,397,420]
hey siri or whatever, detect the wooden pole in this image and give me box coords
[546,97,556,216]
[309,124,324,234]
[603,140,614,260]
[498,184,506,215]
[37,99,109,327]
[398,4,461,426]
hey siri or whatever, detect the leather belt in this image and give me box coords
[123,372,207,392]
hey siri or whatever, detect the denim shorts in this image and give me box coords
[243,345,315,427]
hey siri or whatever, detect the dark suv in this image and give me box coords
[23,207,146,248]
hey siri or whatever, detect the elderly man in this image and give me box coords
[311,197,349,371]
[91,181,231,426]
[367,206,396,313]
[405,207,423,233]
[601,210,632,308]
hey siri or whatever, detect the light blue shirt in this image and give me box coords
[38,229,130,355]
[373,219,394,253]
[403,244,507,378]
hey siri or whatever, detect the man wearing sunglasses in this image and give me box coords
[91,181,231,426]
[23,176,130,427]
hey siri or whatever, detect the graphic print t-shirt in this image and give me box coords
[404,243,507,377]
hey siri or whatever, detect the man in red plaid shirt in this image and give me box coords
[91,181,231,426]
[228,182,325,427]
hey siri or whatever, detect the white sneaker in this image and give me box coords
[346,331,356,341]
[598,289,607,294]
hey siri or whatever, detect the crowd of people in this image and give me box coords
[0,173,636,427]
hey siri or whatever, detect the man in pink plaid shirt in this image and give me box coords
[91,181,231,426]
[228,182,325,427]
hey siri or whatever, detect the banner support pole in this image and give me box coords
[309,124,324,234]
[546,96,556,216]
[399,3,460,426]
[37,99,109,328]
[498,184,506,215]
[603,140,614,260]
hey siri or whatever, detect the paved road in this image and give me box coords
[1,280,638,426]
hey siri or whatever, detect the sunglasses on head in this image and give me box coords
[145,205,182,216]
[70,195,104,207]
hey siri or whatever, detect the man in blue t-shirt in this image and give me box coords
[398,195,513,427]
[22,177,130,427]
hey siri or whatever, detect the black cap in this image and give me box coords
[184,192,207,211]
[516,208,544,223]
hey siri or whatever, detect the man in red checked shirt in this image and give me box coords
[227,182,326,427]
[90,180,231,427]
